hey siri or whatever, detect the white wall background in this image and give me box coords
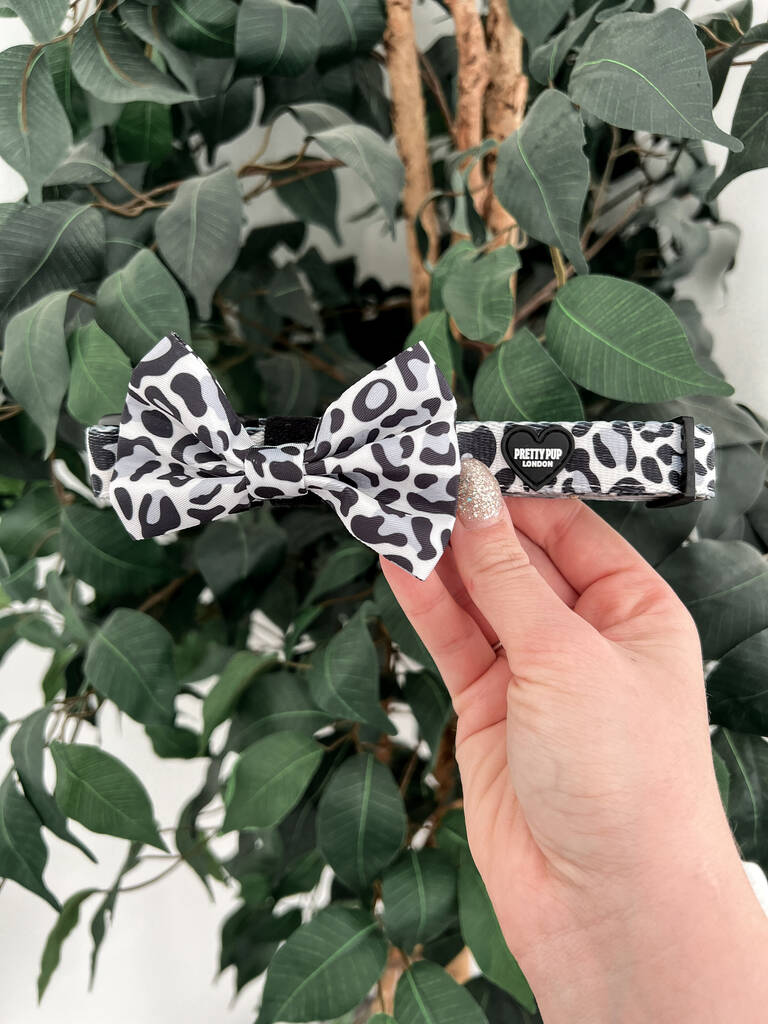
[0,3,767,1023]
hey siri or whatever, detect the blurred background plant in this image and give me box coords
[0,0,767,1021]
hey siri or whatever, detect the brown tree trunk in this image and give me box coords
[445,0,489,209]
[484,0,528,250]
[385,0,440,324]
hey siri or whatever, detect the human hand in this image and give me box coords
[382,457,768,1023]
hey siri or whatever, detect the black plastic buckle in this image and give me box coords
[646,415,696,508]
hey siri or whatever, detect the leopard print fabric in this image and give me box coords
[457,420,716,501]
[94,333,460,580]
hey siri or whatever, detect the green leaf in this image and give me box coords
[71,11,192,105]
[441,245,520,344]
[266,262,320,329]
[610,395,767,448]
[95,249,191,363]
[201,650,279,749]
[175,760,224,893]
[0,46,72,202]
[66,320,131,425]
[404,312,454,382]
[713,748,730,812]
[0,772,59,910]
[292,105,404,233]
[659,540,768,659]
[569,9,741,151]
[394,961,489,1024]
[38,888,98,1002]
[317,0,386,63]
[45,569,91,638]
[88,841,141,985]
[118,0,197,95]
[304,544,375,605]
[707,629,768,735]
[186,67,257,160]
[9,0,68,41]
[223,731,323,831]
[256,905,388,1024]
[255,352,319,418]
[594,501,701,568]
[114,101,173,164]
[147,724,200,760]
[60,503,173,601]
[2,290,70,456]
[195,517,286,596]
[373,572,437,675]
[530,1,608,85]
[227,669,331,749]
[494,90,589,274]
[11,708,96,862]
[402,671,451,768]
[458,853,536,1010]
[160,0,237,58]
[274,165,341,244]
[155,166,243,319]
[506,0,571,47]
[697,444,766,540]
[45,139,114,186]
[710,50,768,198]
[381,848,457,950]
[236,0,319,77]
[317,753,406,890]
[220,904,301,992]
[51,741,167,851]
[0,201,104,320]
[45,39,91,140]
[369,1017,399,1024]
[84,609,178,727]
[466,977,543,1024]
[712,729,768,871]
[307,610,394,734]
[545,276,733,402]
[473,328,584,421]
[0,485,59,560]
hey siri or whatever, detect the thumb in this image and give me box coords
[450,458,594,665]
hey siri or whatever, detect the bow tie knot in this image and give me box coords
[242,444,309,502]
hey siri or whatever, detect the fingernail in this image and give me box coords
[457,457,503,528]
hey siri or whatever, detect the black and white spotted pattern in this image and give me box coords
[90,333,460,580]
[457,420,716,501]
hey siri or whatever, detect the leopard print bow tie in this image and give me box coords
[87,333,460,580]
[86,333,718,581]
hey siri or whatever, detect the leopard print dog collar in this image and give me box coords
[85,334,716,579]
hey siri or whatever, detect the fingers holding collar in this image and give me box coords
[451,458,595,664]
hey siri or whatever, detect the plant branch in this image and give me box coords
[515,199,643,327]
[445,0,489,216]
[384,0,440,322]
[483,0,527,262]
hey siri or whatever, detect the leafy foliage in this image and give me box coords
[0,0,766,1020]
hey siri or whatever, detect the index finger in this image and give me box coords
[503,497,660,595]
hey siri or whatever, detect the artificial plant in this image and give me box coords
[0,0,767,1020]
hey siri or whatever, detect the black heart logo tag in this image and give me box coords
[501,425,574,490]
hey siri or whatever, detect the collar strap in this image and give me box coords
[88,413,714,506]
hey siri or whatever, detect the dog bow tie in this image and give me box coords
[88,332,460,580]
[86,333,718,581]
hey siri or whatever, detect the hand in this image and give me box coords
[382,458,768,1024]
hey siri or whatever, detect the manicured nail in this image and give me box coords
[457,457,503,528]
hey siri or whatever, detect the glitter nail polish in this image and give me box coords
[456,456,503,528]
